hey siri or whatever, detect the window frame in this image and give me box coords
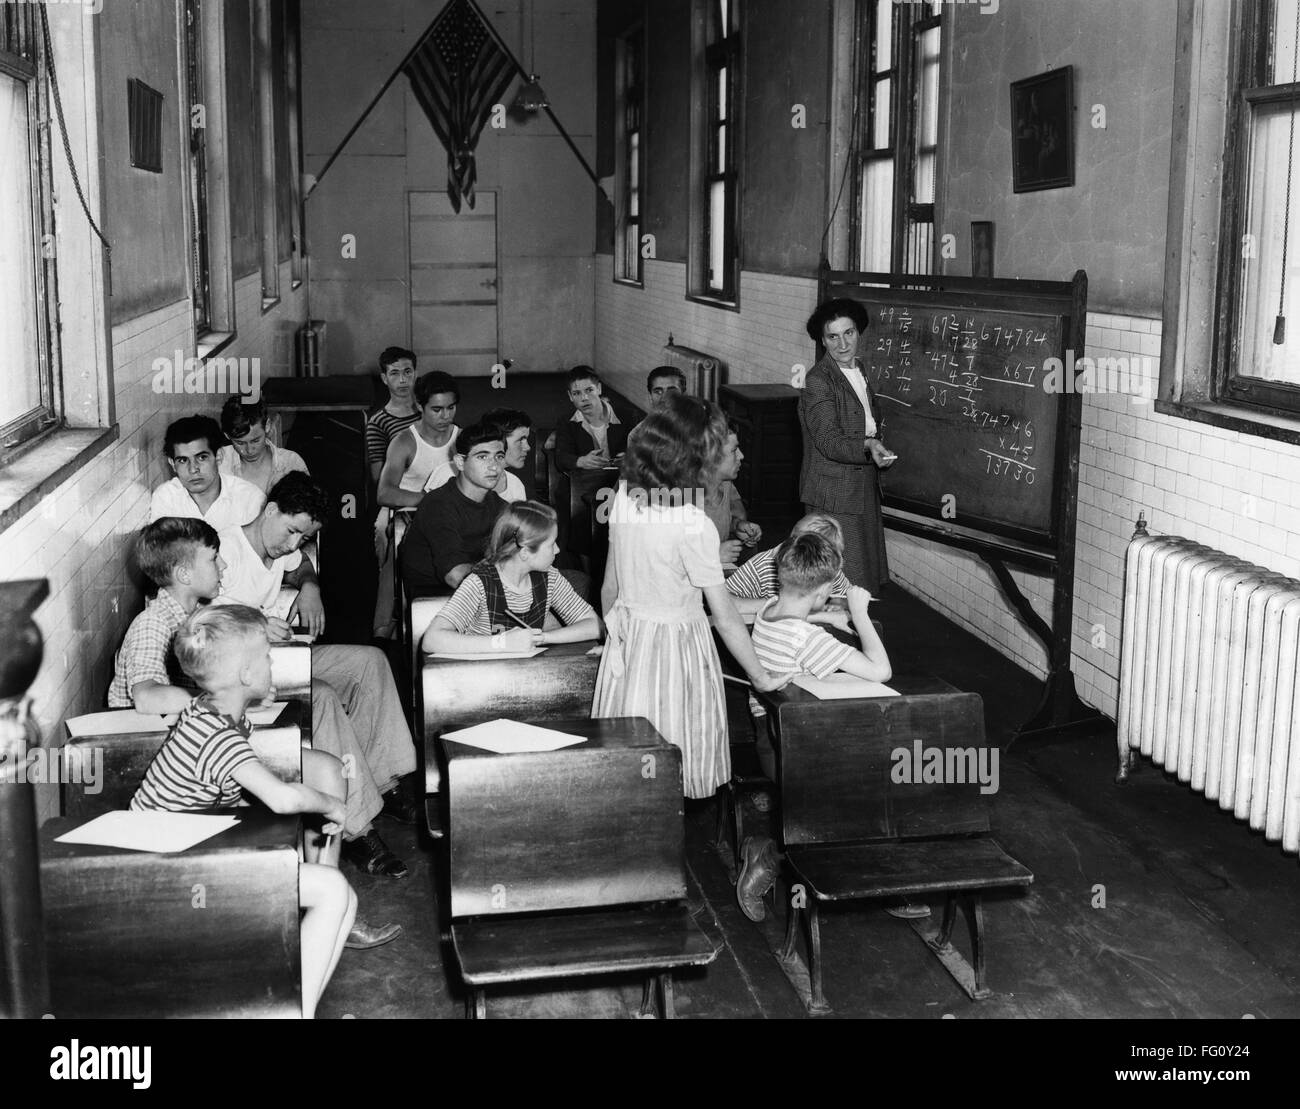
[613,23,646,288]
[1212,0,1300,417]
[850,0,942,276]
[0,8,61,458]
[687,0,742,309]
[1160,0,1300,444]
[254,0,280,311]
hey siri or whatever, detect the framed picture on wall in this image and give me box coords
[1010,66,1074,193]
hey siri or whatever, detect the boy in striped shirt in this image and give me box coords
[131,605,394,1016]
[737,532,892,923]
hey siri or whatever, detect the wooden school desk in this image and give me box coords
[443,715,716,1018]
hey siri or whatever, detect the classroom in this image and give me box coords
[1,0,1298,1029]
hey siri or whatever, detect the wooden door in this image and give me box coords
[408,191,500,376]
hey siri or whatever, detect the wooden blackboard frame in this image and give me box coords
[816,264,1098,740]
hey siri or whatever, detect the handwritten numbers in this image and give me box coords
[341,233,357,260]
[790,103,806,129]
[1091,883,1106,909]
[1090,103,1106,129]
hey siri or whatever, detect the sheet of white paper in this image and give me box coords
[791,674,900,699]
[65,710,173,737]
[246,701,288,725]
[55,811,240,853]
[441,719,587,754]
[426,647,546,661]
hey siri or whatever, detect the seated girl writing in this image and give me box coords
[420,501,601,655]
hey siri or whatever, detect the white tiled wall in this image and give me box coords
[7,267,307,819]
[595,259,1300,719]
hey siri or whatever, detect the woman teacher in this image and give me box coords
[798,298,897,591]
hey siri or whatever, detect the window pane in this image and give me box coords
[873,77,891,148]
[718,66,728,121]
[874,0,892,73]
[859,159,894,271]
[1239,105,1300,386]
[1274,0,1300,85]
[623,222,639,279]
[709,179,726,290]
[0,72,43,430]
[914,150,935,204]
[716,124,727,172]
[917,26,940,149]
[630,130,639,185]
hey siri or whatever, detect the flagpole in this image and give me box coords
[306,13,444,198]
[466,0,606,197]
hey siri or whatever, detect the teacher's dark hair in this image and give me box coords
[806,298,870,344]
[622,393,730,495]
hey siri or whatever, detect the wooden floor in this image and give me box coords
[284,371,1300,1019]
[319,582,1300,1019]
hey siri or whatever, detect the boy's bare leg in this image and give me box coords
[301,749,345,867]
[299,864,357,1019]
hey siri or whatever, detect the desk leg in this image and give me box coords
[935,893,958,950]
[657,973,675,1020]
[780,894,799,962]
[466,989,486,1019]
[637,976,656,1018]
[962,893,991,1000]
[805,900,830,1014]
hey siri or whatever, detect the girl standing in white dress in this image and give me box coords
[592,394,785,799]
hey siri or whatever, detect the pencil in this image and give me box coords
[502,609,531,630]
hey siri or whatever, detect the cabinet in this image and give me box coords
[719,384,803,530]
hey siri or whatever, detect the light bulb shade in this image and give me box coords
[511,74,550,112]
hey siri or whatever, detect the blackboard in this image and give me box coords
[824,277,1083,550]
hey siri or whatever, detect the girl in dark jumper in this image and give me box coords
[420,501,600,654]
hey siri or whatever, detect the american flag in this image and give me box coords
[404,0,517,213]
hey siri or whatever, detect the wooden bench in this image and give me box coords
[445,715,717,1018]
[40,710,305,1018]
[767,687,1032,1011]
[709,613,885,867]
[417,637,601,838]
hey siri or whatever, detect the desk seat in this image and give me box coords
[453,902,716,987]
[787,837,1032,902]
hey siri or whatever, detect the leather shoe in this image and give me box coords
[736,835,780,923]
[344,917,404,950]
[342,830,409,879]
[381,785,420,826]
[884,900,930,919]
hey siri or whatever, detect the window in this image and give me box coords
[852,0,942,275]
[283,0,304,287]
[690,0,741,304]
[614,25,645,286]
[1217,0,1300,417]
[182,0,213,336]
[0,3,59,457]
[255,0,279,308]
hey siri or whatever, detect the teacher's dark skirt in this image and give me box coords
[805,504,890,594]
